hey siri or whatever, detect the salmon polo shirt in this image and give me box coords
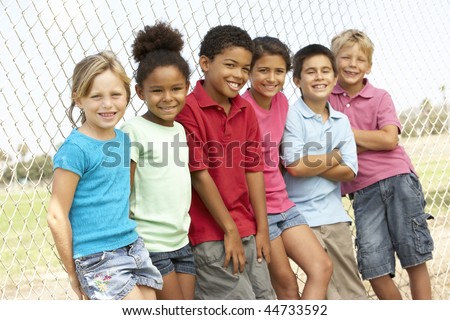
[176,80,264,246]
[329,79,415,195]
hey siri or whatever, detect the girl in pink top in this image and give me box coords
[243,36,332,299]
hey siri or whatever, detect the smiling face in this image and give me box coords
[335,42,372,95]
[294,54,337,110]
[249,54,287,109]
[76,69,128,139]
[136,65,189,127]
[199,46,252,108]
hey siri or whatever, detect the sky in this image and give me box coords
[1,0,449,158]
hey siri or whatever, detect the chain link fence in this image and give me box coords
[1,0,449,299]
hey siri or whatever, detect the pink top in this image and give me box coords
[242,90,295,214]
[329,79,415,194]
[176,81,263,246]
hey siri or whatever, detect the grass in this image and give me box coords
[410,157,450,217]
[1,188,49,234]
[402,133,450,201]
[0,186,62,292]
[413,159,449,190]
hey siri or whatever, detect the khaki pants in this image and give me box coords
[192,235,276,300]
[311,222,368,300]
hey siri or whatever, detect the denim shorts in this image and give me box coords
[268,206,308,241]
[353,173,434,280]
[74,237,163,300]
[149,243,196,276]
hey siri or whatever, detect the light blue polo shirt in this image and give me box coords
[281,98,357,227]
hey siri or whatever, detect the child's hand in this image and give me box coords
[69,272,87,300]
[256,231,271,264]
[223,229,246,275]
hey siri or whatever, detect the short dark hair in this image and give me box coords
[199,25,254,60]
[292,44,336,79]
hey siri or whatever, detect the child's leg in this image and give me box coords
[139,285,157,300]
[312,223,367,299]
[370,263,433,300]
[384,174,434,299]
[122,285,156,300]
[406,263,432,299]
[368,275,402,300]
[156,272,185,300]
[282,225,332,300]
[150,244,196,300]
[178,273,196,300]
[353,182,399,299]
[267,236,301,299]
[156,272,195,300]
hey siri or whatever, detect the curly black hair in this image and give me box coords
[131,22,190,86]
[199,25,254,60]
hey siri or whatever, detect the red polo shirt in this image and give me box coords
[176,80,264,246]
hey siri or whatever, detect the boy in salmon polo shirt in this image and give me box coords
[329,29,434,299]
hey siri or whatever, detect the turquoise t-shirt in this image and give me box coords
[53,128,138,258]
[121,117,191,253]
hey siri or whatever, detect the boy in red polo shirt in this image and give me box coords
[176,25,275,299]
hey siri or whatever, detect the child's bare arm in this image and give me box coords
[191,169,245,274]
[129,160,137,190]
[245,171,271,264]
[352,125,399,151]
[47,168,86,299]
[319,164,356,182]
[285,149,342,177]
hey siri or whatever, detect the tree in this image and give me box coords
[440,85,446,105]
[440,85,450,133]
[0,148,13,184]
[15,143,31,182]
[28,154,53,182]
[1,165,13,184]
[16,143,30,162]
[15,153,54,183]
[0,148,7,162]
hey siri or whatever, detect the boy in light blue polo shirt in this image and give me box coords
[281,44,367,299]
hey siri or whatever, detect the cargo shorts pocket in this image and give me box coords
[412,213,434,254]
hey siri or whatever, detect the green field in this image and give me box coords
[0,187,62,291]
[411,158,450,216]
[401,133,450,216]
